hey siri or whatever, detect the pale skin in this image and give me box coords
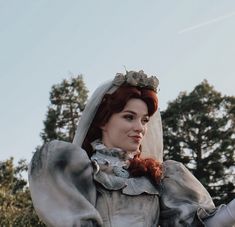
[101,98,150,153]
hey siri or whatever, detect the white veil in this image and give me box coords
[28,75,164,226]
[73,79,163,162]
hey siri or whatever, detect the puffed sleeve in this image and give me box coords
[204,199,235,227]
[28,140,103,227]
[159,160,216,227]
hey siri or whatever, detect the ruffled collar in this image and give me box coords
[90,140,160,195]
[91,139,139,160]
[91,140,133,178]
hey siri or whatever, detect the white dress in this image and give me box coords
[29,140,220,227]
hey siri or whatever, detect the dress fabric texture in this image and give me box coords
[29,140,216,227]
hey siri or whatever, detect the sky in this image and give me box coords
[1,0,235,163]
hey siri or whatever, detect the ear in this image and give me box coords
[100,124,106,131]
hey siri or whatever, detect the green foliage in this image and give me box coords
[41,75,88,142]
[162,80,235,205]
[0,158,45,227]
[2,77,234,225]
[1,74,89,226]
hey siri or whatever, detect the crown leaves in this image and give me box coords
[112,70,159,92]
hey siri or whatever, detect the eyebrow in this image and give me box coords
[122,110,149,117]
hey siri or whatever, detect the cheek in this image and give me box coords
[143,125,148,135]
[122,122,134,133]
[117,125,130,135]
[117,119,131,131]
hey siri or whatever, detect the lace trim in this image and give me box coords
[90,140,160,195]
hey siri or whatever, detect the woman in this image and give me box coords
[29,70,235,227]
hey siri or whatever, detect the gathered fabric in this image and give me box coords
[29,72,234,226]
[90,140,161,195]
[29,140,218,227]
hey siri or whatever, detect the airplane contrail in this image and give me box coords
[178,11,235,34]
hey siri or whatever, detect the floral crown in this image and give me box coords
[112,70,159,92]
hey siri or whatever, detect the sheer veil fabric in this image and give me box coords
[72,80,163,162]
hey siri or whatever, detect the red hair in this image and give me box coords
[82,85,163,185]
[129,155,163,184]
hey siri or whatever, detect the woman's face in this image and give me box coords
[101,98,149,152]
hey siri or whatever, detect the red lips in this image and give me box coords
[130,135,142,143]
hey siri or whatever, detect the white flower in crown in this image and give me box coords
[136,70,148,87]
[147,76,159,92]
[112,70,159,92]
[113,73,126,86]
[126,71,139,86]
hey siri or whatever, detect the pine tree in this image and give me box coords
[0,74,89,226]
[41,75,88,143]
[0,158,45,226]
[161,80,235,205]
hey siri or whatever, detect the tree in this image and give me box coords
[161,80,235,205]
[41,75,89,143]
[1,74,89,226]
[0,158,45,227]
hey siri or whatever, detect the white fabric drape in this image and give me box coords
[73,80,163,162]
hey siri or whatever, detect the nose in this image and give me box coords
[134,120,145,133]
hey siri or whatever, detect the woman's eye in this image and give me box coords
[142,117,150,124]
[123,115,134,121]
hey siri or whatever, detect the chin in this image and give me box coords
[125,146,140,153]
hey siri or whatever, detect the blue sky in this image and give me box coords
[1,0,235,163]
